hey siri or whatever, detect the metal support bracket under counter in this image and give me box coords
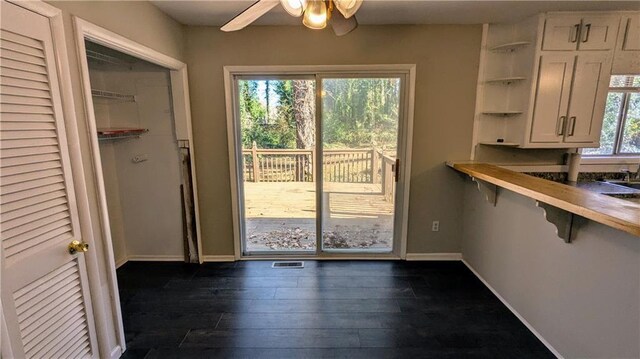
[472,177,498,206]
[447,162,640,240]
[535,201,575,243]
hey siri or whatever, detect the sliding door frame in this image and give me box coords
[224,65,416,260]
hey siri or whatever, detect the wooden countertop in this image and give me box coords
[447,162,640,237]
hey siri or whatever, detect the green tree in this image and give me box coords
[239,80,296,149]
[322,78,400,149]
[239,78,400,150]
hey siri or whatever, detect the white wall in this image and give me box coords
[92,61,184,263]
[88,69,126,267]
[461,179,640,358]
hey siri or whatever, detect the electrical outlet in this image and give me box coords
[432,221,440,232]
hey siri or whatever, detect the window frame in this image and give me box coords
[584,75,640,157]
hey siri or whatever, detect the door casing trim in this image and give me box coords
[72,16,202,356]
[223,65,416,260]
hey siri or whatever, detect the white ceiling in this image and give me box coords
[151,0,640,26]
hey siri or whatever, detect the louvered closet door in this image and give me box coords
[1,2,99,358]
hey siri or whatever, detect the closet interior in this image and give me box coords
[85,41,198,266]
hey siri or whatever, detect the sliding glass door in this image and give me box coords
[320,77,401,252]
[234,72,406,256]
[237,77,317,253]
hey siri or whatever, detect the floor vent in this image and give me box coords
[272,261,304,269]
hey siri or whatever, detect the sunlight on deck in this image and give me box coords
[244,182,394,219]
[243,182,394,252]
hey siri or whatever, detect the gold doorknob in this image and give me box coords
[68,240,89,255]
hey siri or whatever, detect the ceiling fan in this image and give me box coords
[221,0,363,36]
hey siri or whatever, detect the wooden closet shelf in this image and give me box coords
[97,128,148,141]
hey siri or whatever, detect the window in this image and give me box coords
[584,75,640,156]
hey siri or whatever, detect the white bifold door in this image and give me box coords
[1,2,99,358]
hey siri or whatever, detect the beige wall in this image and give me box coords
[48,1,185,60]
[46,1,186,354]
[461,180,639,357]
[184,25,482,255]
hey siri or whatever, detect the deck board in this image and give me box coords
[243,182,395,251]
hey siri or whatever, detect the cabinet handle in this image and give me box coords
[571,24,580,43]
[557,116,567,135]
[567,116,576,136]
[581,24,591,42]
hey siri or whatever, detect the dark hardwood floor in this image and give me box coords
[117,260,554,358]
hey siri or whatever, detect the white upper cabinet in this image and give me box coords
[530,54,575,143]
[472,11,631,151]
[564,53,612,143]
[622,14,640,51]
[542,15,584,51]
[530,53,611,145]
[612,14,640,74]
[542,14,620,51]
[578,16,620,50]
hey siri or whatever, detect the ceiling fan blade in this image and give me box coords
[334,0,363,19]
[331,11,358,36]
[221,0,279,32]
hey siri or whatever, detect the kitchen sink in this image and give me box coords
[605,180,640,190]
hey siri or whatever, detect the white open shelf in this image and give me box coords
[489,41,531,53]
[485,77,527,85]
[478,141,520,147]
[482,111,523,116]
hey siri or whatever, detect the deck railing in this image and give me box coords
[242,144,396,190]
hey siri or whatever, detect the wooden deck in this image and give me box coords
[243,182,394,251]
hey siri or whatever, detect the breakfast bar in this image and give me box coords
[447,162,640,238]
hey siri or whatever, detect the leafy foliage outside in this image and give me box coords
[584,92,623,155]
[238,78,400,150]
[239,80,297,149]
[322,78,400,149]
[620,93,640,153]
[585,75,640,155]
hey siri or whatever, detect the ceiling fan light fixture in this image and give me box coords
[281,0,307,17]
[333,0,362,18]
[303,1,327,30]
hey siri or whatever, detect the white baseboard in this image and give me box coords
[126,255,185,262]
[114,257,128,269]
[109,345,122,359]
[202,255,236,262]
[405,253,462,261]
[462,259,562,359]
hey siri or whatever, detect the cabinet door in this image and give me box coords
[622,14,640,51]
[530,54,575,143]
[578,15,620,51]
[542,15,582,51]
[565,53,612,144]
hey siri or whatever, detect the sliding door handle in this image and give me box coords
[557,116,567,135]
[394,159,400,182]
[567,116,577,136]
[581,24,591,43]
